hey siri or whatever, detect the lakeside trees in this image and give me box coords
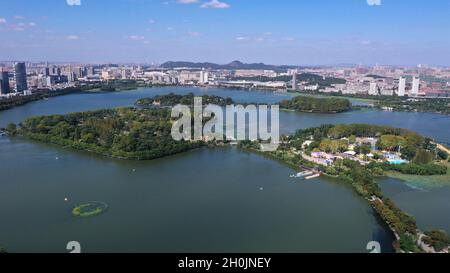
[136,92,352,114]
[279,96,351,113]
[0,88,78,112]
[17,107,205,160]
[423,230,450,252]
[136,93,234,107]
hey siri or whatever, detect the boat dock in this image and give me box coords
[291,166,322,180]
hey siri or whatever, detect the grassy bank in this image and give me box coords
[386,162,450,189]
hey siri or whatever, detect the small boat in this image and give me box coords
[305,174,321,180]
[291,171,314,179]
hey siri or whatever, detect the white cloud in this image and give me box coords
[367,0,381,6]
[167,27,174,31]
[14,15,25,20]
[28,22,37,27]
[201,0,230,9]
[0,18,6,24]
[66,35,80,40]
[67,0,81,6]
[127,35,145,41]
[177,0,199,4]
[235,36,249,41]
[148,19,156,24]
[283,37,296,41]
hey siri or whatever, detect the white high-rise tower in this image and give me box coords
[397,77,406,96]
[411,77,420,96]
[199,70,209,84]
[292,73,297,90]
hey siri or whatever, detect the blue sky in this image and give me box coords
[0,0,449,65]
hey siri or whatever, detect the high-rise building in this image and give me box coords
[369,82,378,96]
[397,77,406,96]
[14,62,28,92]
[199,70,209,84]
[87,66,95,76]
[43,67,50,77]
[0,70,11,95]
[411,77,420,96]
[292,73,297,90]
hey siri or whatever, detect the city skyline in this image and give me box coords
[1,0,450,65]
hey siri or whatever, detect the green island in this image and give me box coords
[136,92,234,107]
[136,92,352,113]
[279,95,351,113]
[5,94,450,253]
[9,107,205,160]
[72,201,108,217]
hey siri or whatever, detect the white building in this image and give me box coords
[200,70,209,84]
[411,77,420,96]
[397,77,406,96]
[369,82,378,96]
[292,73,297,90]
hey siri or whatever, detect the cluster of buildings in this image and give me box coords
[300,137,407,168]
[1,61,449,99]
[311,65,450,97]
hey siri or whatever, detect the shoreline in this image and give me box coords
[2,84,448,115]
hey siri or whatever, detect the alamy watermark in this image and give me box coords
[171,97,280,152]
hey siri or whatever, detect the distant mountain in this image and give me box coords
[159,61,298,70]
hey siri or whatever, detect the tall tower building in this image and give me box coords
[43,67,50,77]
[411,77,420,96]
[0,70,11,95]
[397,77,406,96]
[292,73,297,90]
[199,70,209,84]
[14,62,28,92]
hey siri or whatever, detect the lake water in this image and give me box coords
[0,86,449,253]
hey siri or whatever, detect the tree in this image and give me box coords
[413,149,433,165]
[355,144,371,155]
[377,135,406,151]
[6,123,17,135]
[423,230,450,252]
[399,234,417,252]
[348,135,356,144]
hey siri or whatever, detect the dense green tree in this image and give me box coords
[423,230,450,252]
[413,149,433,165]
[355,144,371,155]
[6,123,17,135]
[377,135,407,151]
[399,234,418,253]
